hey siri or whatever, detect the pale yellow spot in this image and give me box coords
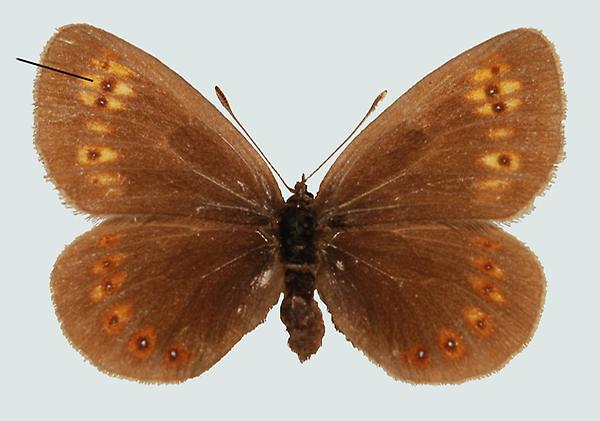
[480,151,520,171]
[463,306,493,336]
[91,58,132,77]
[468,275,506,304]
[474,179,510,190]
[78,145,119,165]
[504,98,523,111]
[489,127,514,139]
[476,103,495,116]
[499,79,522,95]
[87,172,124,186]
[470,64,509,83]
[79,91,96,106]
[86,121,111,133]
[466,86,487,102]
[113,82,133,96]
[79,91,125,110]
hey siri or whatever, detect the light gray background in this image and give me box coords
[2,0,597,419]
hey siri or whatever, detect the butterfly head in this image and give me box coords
[289,175,314,205]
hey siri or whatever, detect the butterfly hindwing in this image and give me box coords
[314,29,564,225]
[51,217,282,382]
[317,223,545,383]
[34,24,282,223]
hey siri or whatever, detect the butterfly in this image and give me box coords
[33,24,564,384]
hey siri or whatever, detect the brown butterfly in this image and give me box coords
[33,24,564,384]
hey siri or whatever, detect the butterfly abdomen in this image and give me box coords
[278,185,324,361]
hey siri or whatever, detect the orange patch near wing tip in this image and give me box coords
[100,303,134,335]
[91,253,126,275]
[472,236,500,251]
[98,233,122,248]
[468,275,506,305]
[128,326,158,359]
[438,328,465,359]
[473,256,504,279]
[89,271,127,302]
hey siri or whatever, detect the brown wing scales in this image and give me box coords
[318,223,545,383]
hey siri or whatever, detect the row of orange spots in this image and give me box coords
[91,232,190,367]
[79,57,134,111]
[404,328,466,368]
[467,61,523,117]
[404,235,502,369]
[467,62,523,195]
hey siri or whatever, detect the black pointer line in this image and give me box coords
[16,58,93,82]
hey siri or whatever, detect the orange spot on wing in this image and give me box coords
[91,253,126,275]
[470,63,510,83]
[128,326,158,359]
[86,121,111,133]
[89,271,127,302]
[164,342,191,368]
[77,145,119,165]
[91,58,133,77]
[473,256,504,279]
[405,344,431,368]
[438,328,465,359]
[463,306,494,337]
[472,236,501,251]
[469,275,506,305]
[98,233,122,248]
[101,303,133,335]
[86,172,124,187]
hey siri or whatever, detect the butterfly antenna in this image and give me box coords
[215,86,294,193]
[305,90,387,182]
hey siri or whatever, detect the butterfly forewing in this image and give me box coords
[34,24,282,222]
[318,223,545,383]
[314,29,564,225]
[51,217,283,382]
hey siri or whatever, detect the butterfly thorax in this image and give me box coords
[277,180,325,361]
